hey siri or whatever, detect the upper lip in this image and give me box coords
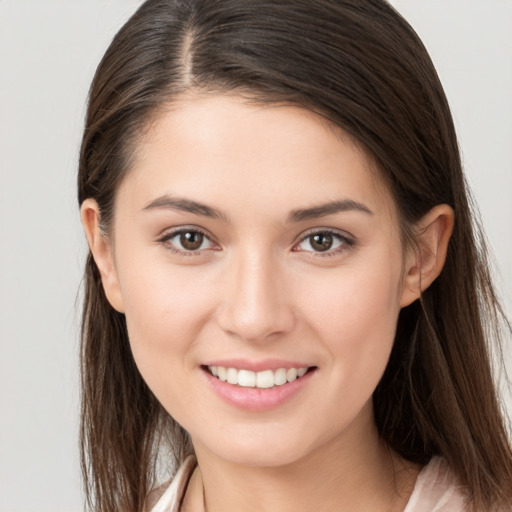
[202,358,314,372]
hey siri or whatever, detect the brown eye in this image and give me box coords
[162,228,216,253]
[294,230,352,255]
[180,231,204,250]
[309,233,333,252]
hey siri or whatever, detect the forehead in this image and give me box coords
[118,94,398,222]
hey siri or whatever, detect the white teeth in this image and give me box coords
[256,369,275,388]
[286,368,298,382]
[238,369,256,387]
[217,366,227,381]
[226,367,238,385]
[274,368,287,386]
[207,365,310,388]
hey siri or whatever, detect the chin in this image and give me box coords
[205,441,312,468]
[190,418,350,469]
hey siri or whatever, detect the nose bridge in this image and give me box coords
[217,245,294,341]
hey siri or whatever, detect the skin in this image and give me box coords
[82,94,453,512]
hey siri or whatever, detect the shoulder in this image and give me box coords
[404,457,468,512]
[146,455,197,512]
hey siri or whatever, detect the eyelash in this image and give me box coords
[292,229,355,257]
[158,227,218,256]
[158,228,355,257]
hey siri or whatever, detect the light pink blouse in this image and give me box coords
[148,455,468,512]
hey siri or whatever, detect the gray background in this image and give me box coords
[0,1,510,511]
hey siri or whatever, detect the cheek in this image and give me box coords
[295,273,401,437]
[116,261,216,383]
[296,259,403,381]
[301,261,401,333]
[119,252,213,326]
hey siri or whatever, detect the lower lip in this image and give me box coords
[202,368,316,412]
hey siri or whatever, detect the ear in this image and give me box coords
[400,204,454,308]
[81,199,125,313]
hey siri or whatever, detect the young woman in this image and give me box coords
[78,1,512,511]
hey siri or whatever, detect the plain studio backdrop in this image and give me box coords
[0,1,511,511]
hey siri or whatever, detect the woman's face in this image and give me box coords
[98,94,417,467]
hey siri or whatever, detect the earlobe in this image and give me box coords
[400,204,454,308]
[80,199,125,313]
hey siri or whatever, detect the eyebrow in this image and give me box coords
[142,195,373,223]
[142,196,229,221]
[288,199,373,222]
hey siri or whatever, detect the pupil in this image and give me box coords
[180,231,203,250]
[311,233,333,252]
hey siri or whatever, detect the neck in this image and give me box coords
[183,408,419,512]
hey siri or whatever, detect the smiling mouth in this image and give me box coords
[203,365,316,389]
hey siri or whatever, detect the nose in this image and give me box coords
[215,249,296,342]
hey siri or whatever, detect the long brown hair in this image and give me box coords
[78,1,512,510]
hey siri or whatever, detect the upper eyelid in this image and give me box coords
[291,229,355,256]
[158,225,215,241]
[294,227,354,243]
[158,227,219,254]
